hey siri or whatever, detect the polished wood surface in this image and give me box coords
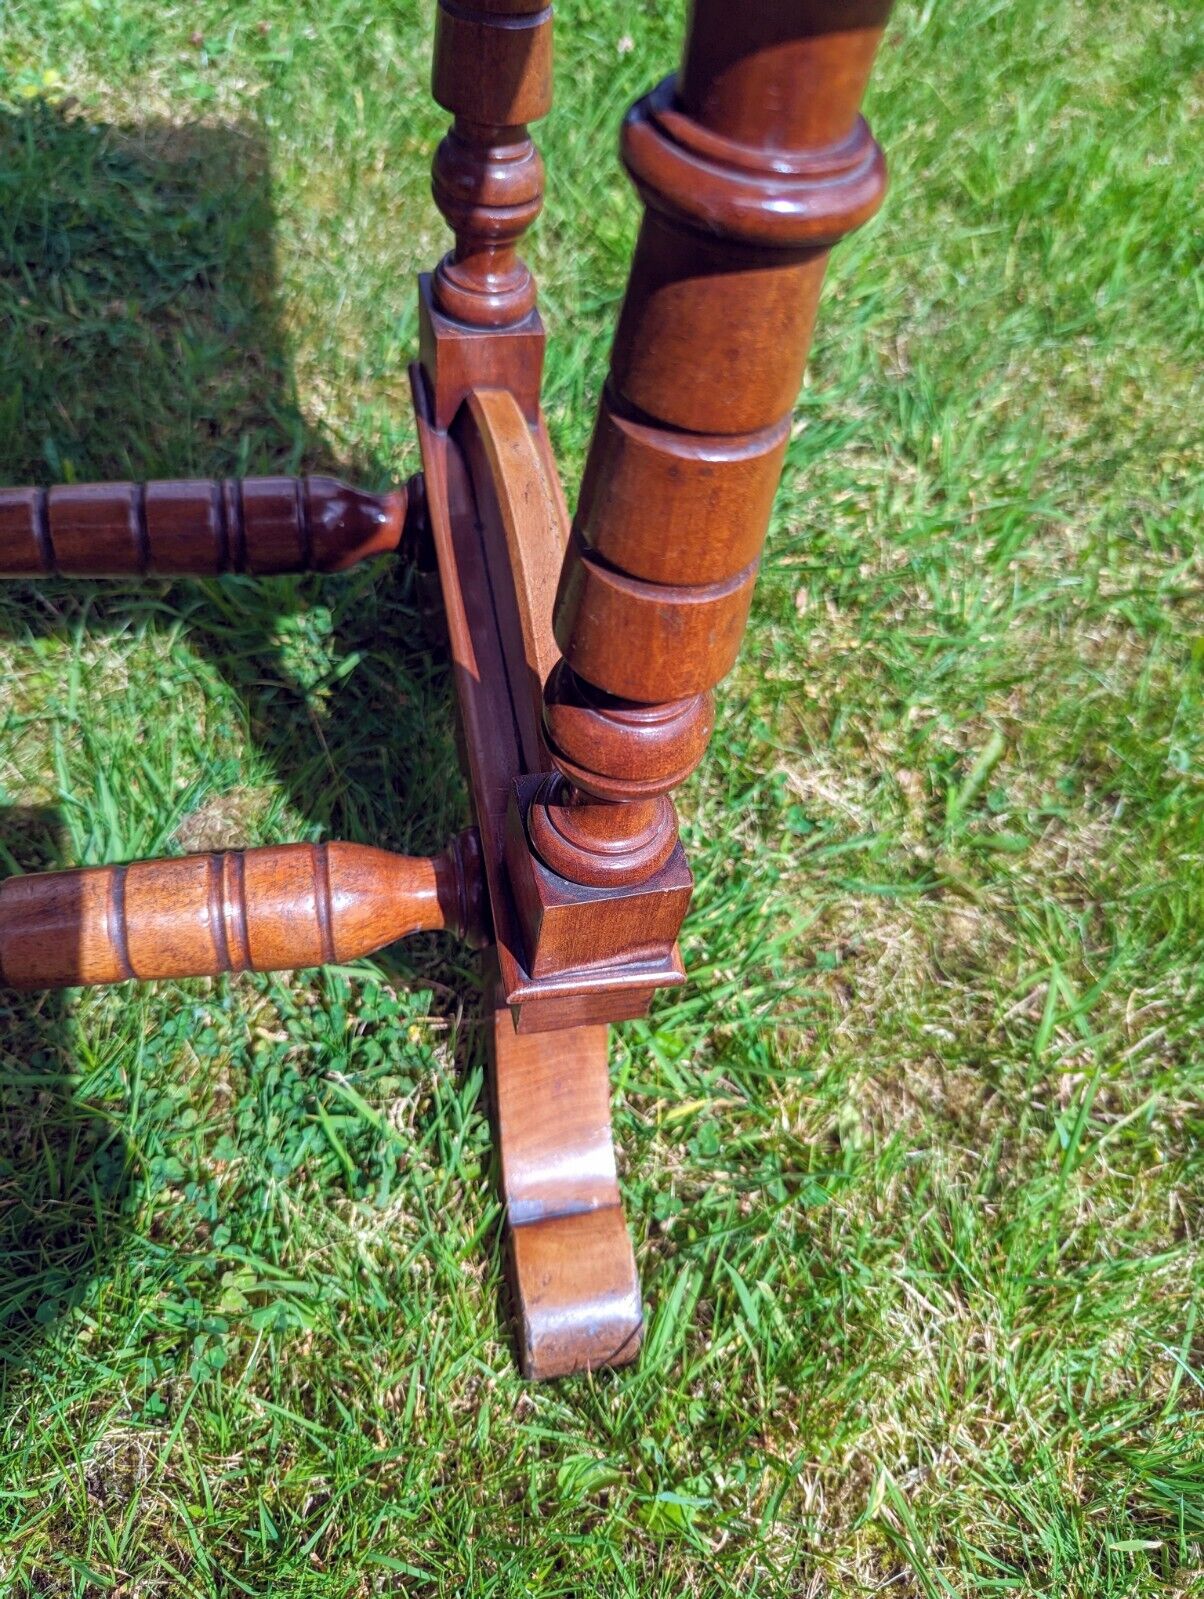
[488,997,641,1379]
[534,0,894,889]
[430,0,551,330]
[460,387,566,736]
[0,832,483,990]
[0,474,420,577]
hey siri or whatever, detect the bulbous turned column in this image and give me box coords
[421,0,553,424]
[532,0,895,888]
[530,665,713,887]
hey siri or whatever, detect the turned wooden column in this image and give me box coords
[420,0,553,425]
[530,0,894,887]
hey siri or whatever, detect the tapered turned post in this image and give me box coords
[420,0,553,425]
[530,0,894,887]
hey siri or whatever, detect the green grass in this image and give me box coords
[0,0,1201,1593]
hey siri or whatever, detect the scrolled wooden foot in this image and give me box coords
[0,830,484,991]
[488,998,642,1378]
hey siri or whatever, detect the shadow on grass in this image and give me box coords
[0,808,132,1394]
[0,104,478,1375]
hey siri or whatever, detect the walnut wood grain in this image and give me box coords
[488,995,641,1378]
[458,388,568,755]
[0,832,483,990]
[533,0,895,887]
[420,1,552,428]
[0,1,901,1384]
[0,474,421,578]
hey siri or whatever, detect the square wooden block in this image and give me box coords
[504,775,693,979]
[418,274,545,430]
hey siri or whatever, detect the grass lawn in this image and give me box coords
[0,0,1201,1593]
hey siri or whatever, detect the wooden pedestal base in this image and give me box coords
[488,997,641,1378]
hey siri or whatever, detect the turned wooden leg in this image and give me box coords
[487,994,641,1379]
[420,0,553,427]
[530,0,895,887]
[0,833,483,990]
[0,474,424,577]
[411,1,902,1378]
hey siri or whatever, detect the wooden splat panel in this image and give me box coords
[458,389,567,756]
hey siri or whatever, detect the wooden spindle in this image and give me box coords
[0,832,483,991]
[430,0,551,329]
[529,0,895,887]
[0,474,423,578]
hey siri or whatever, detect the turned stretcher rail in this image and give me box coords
[0,832,483,991]
[0,474,424,578]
